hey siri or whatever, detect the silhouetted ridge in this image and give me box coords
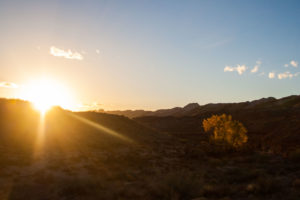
[135,95,300,154]
[104,103,200,118]
[183,103,200,110]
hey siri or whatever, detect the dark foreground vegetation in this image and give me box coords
[0,97,300,199]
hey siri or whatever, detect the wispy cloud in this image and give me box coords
[224,66,235,72]
[224,64,247,75]
[268,72,275,79]
[251,60,261,73]
[278,71,300,80]
[251,65,259,73]
[96,49,100,54]
[251,66,259,73]
[50,46,83,60]
[290,60,298,67]
[284,63,289,67]
[0,82,19,88]
[253,60,262,73]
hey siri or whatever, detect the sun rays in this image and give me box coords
[33,111,46,159]
[68,112,133,143]
[32,109,133,160]
[16,77,133,160]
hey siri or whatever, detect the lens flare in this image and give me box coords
[20,78,75,113]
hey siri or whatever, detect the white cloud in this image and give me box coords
[284,64,289,67]
[224,64,247,75]
[251,66,259,73]
[290,60,298,67]
[96,49,100,54]
[0,82,19,88]
[224,66,235,72]
[251,65,259,73]
[278,72,292,79]
[258,72,265,76]
[278,71,300,80]
[251,60,261,73]
[268,72,275,79]
[50,46,83,60]
[236,65,247,75]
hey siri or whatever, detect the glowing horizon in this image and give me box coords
[18,78,76,113]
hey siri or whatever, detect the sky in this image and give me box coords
[0,0,300,110]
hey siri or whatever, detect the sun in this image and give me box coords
[20,78,74,113]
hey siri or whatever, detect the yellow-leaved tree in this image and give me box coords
[202,114,248,148]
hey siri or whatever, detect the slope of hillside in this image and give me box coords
[135,95,300,153]
[1,98,300,199]
[0,99,177,199]
[0,99,167,150]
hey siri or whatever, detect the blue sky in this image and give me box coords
[0,0,300,110]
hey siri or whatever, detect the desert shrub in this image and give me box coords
[207,157,223,167]
[292,179,300,190]
[288,148,300,162]
[202,114,248,148]
[245,152,272,165]
[57,176,104,199]
[249,176,283,196]
[150,171,201,200]
[202,183,239,198]
[183,146,207,159]
[223,167,261,184]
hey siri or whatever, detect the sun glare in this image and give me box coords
[20,78,74,113]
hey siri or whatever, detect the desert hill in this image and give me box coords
[0,99,181,199]
[135,95,300,154]
[1,97,300,199]
[0,98,170,155]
